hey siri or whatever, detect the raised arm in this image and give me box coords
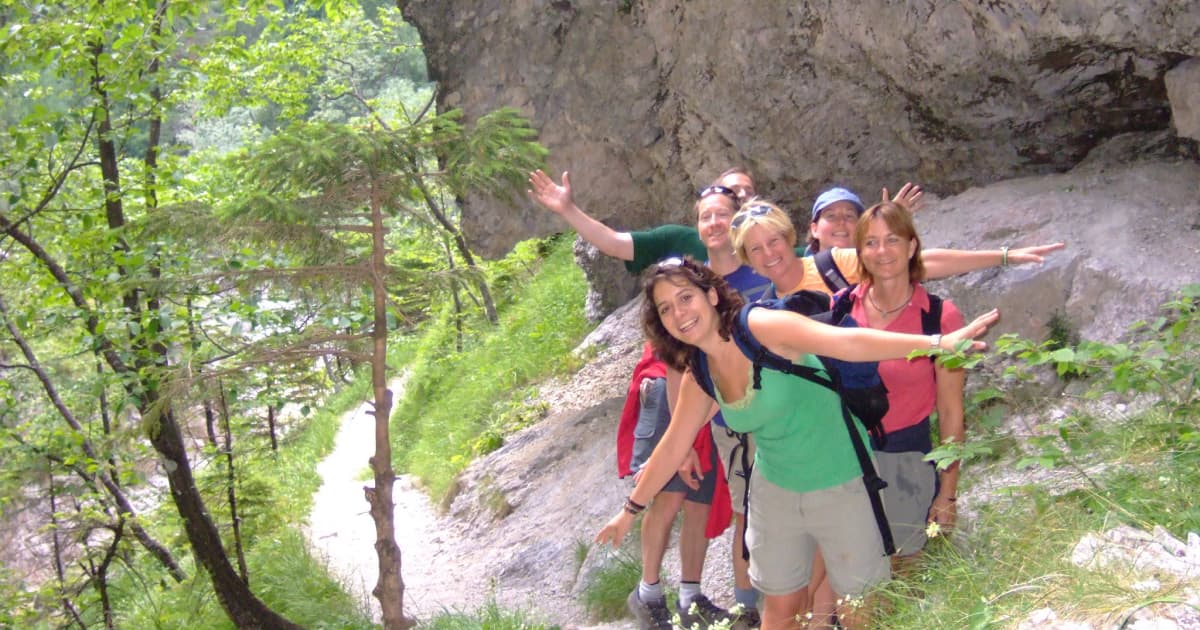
[749,307,1000,363]
[595,372,714,547]
[882,182,924,213]
[527,170,635,261]
[923,242,1065,279]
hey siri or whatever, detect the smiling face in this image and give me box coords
[858,215,918,283]
[652,276,718,344]
[695,194,738,251]
[809,200,861,250]
[739,223,799,286]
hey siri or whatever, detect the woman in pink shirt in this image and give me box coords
[847,200,966,554]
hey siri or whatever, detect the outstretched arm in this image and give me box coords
[527,170,635,261]
[750,307,1000,363]
[595,372,714,547]
[923,242,1065,279]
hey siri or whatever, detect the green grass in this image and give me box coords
[391,234,591,500]
[580,549,644,622]
[875,401,1200,628]
[422,599,560,630]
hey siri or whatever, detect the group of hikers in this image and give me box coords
[527,167,1064,630]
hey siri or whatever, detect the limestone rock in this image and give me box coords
[919,148,1200,344]
[1166,57,1200,141]
[399,1,1199,277]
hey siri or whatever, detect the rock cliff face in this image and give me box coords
[399,0,1200,332]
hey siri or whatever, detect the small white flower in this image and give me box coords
[926,520,943,539]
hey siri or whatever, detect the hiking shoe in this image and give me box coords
[733,607,761,630]
[627,588,672,630]
[677,594,733,629]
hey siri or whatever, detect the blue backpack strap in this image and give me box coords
[733,301,833,392]
[813,248,851,293]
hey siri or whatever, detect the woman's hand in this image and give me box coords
[527,170,575,216]
[1006,242,1066,265]
[942,309,1000,352]
[595,509,637,548]
[677,449,703,490]
[928,494,958,531]
[883,182,924,213]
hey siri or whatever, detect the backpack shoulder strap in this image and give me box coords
[688,349,717,402]
[813,249,851,293]
[828,284,857,322]
[921,290,944,336]
[734,302,833,392]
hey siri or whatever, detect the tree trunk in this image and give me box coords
[148,402,303,628]
[365,178,414,630]
[219,380,250,583]
[443,238,464,352]
[266,382,279,452]
[48,468,85,628]
[86,29,301,625]
[413,170,498,325]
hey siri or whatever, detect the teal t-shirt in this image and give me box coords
[715,355,868,493]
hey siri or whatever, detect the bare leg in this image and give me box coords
[641,490,686,584]
[732,513,752,590]
[760,590,808,630]
[679,498,711,583]
[807,550,835,628]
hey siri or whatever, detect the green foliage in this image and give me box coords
[117,532,372,629]
[422,599,560,630]
[878,285,1200,627]
[392,235,590,499]
[997,284,1200,420]
[1045,309,1081,351]
[472,392,550,456]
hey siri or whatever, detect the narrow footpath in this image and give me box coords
[305,375,487,622]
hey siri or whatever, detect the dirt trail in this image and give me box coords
[305,375,486,622]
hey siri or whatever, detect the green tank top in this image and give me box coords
[716,354,868,493]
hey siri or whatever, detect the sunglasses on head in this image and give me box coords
[697,185,738,202]
[730,204,773,230]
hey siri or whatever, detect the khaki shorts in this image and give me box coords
[711,426,755,515]
[875,450,937,557]
[745,471,890,597]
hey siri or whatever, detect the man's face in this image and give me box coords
[719,173,756,205]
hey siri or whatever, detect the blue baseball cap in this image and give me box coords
[811,187,865,221]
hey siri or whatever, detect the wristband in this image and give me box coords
[624,497,646,515]
[930,333,942,350]
[1001,246,1010,267]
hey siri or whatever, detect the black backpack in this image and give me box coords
[688,288,896,554]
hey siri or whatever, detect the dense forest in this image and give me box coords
[0,1,560,627]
